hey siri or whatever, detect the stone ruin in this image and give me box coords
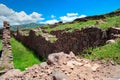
[13,25,120,59]
[13,27,107,58]
[0,21,13,74]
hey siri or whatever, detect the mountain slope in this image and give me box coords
[11,23,45,30]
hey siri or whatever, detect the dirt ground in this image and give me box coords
[0,52,120,80]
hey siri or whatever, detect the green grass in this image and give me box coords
[98,16,120,29]
[11,38,41,71]
[45,20,96,32]
[49,37,57,43]
[0,39,2,50]
[80,40,120,64]
[0,66,5,70]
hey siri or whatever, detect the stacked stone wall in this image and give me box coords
[0,21,13,73]
[14,27,109,58]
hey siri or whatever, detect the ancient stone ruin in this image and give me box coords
[13,26,120,59]
[13,27,107,58]
[0,21,13,73]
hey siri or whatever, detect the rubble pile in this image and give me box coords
[0,52,120,80]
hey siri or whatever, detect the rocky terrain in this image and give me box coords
[0,52,120,80]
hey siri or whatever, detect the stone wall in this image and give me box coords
[107,27,120,39]
[13,27,109,58]
[54,27,107,54]
[0,29,3,39]
[0,21,13,73]
[14,30,54,58]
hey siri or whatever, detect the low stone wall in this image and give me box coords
[14,30,54,58]
[13,27,110,58]
[54,27,107,54]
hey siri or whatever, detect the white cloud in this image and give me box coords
[40,13,86,25]
[60,13,86,23]
[41,19,59,24]
[67,13,78,17]
[0,4,44,27]
[51,15,56,19]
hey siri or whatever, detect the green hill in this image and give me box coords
[11,23,45,30]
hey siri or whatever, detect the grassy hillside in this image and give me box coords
[44,14,120,33]
[11,38,41,71]
[41,10,120,64]
[81,40,120,64]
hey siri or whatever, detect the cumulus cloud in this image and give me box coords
[43,19,59,24]
[0,4,44,27]
[60,13,86,23]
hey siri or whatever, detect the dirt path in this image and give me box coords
[0,52,120,80]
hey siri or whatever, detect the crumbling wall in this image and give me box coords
[107,27,120,39]
[54,27,107,54]
[0,21,13,73]
[13,27,109,58]
[14,30,54,58]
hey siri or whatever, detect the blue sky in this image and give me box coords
[0,0,120,27]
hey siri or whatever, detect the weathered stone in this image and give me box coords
[69,51,75,58]
[67,60,83,69]
[52,70,68,80]
[91,64,100,72]
[106,39,116,44]
[40,62,48,69]
[47,52,65,65]
[0,69,22,79]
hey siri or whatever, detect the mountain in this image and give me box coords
[11,23,45,30]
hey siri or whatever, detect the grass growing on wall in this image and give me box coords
[11,38,41,71]
[80,40,120,64]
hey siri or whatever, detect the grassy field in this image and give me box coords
[11,38,41,71]
[81,40,120,64]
